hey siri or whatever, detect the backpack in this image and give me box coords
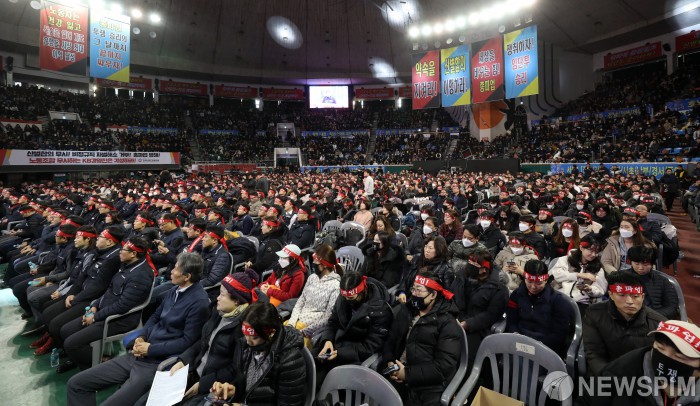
[659,233,679,267]
[312,230,338,251]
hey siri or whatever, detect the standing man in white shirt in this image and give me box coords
[363,170,375,198]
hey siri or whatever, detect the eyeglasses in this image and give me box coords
[120,248,134,253]
[410,286,428,294]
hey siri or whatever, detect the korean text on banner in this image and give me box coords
[159,81,208,96]
[39,0,89,75]
[412,50,441,110]
[504,25,539,99]
[214,85,258,99]
[604,42,662,70]
[471,36,505,104]
[441,45,471,107]
[354,88,395,99]
[676,31,700,54]
[261,88,305,100]
[0,150,180,166]
[90,10,130,82]
[96,77,152,91]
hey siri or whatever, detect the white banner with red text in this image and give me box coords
[0,149,180,166]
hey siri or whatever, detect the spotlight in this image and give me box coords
[8,0,19,4]
[149,31,157,38]
[149,13,161,24]
[132,27,141,35]
[455,16,466,28]
[523,0,537,7]
[408,26,420,38]
[434,40,441,48]
[468,12,480,25]
[433,23,443,34]
[446,38,453,45]
[421,25,432,36]
[131,8,142,19]
[110,3,123,14]
[29,0,41,9]
[444,19,454,32]
[458,35,466,43]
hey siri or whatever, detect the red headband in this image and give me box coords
[100,203,116,211]
[135,215,154,226]
[656,322,700,353]
[222,274,258,302]
[62,219,81,228]
[609,284,644,295]
[268,207,279,216]
[239,205,249,213]
[469,255,491,270]
[100,229,120,244]
[263,219,280,227]
[414,275,454,300]
[56,230,75,238]
[297,207,308,215]
[340,276,368,298]
[313,253,338,269]
[539,209,552,217]
[76,230,97,238]
[158,218,176,225]
[125,240,158,275]
[52,211,67,219]
[524,272,549,283]
[578,211,592,220]
[241,321,274,337]
[205,231,229,251]
[579,241,600,252]
[509,238,523,246]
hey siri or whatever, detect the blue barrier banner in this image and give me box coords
[376,129,420,136]
[127,126,178,134]
[301,130,370,137]
[199,129,240,136]
[665,98,700,112]
[551,162,678,179]
[441,126,460,133]
[301,165,387,173]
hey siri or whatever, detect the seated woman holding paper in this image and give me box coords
[205,302,307,406]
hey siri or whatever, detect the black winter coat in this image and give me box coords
[479,224,507,255]
[286,219,315,249]
[582,300,666,377]
[364,244,405,288]
[252,229,285,277]
[381,298,462,403]
[398,255,454,296]
[178,311,244,394]
[450,266,508,337]
[68,246,121,303]
[92,258,155,323]
[621,269,678,319]
[231,326,307,406]
[320,278,393,364]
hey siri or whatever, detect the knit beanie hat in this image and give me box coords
[221,268,258,304]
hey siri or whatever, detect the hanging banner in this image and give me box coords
[39,0,89,75]
[398,86,412,98]
[440,45,471,107]
[262,88,304,100]
[603,42,662,70]
[471,36,505,104]
[96,77,152,91]
[676,31,700,54]
[665,97,700,112]
[199,129,240,136]
[411,50,440,109]
[504,25,539,99]
[89,10,130,82]
[214,85,258,98]
[354,88,395,99]
[159,80,208,96]
[0,149,180,166]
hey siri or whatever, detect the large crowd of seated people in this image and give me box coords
[1,164,698,405]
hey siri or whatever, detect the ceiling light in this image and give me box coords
[149,31,157,38]
[480,9,493,22]
[110,3,123,14]
[523,0,537,7]
[131,8,142,19]
[468,12,480,25]
[149,13,161,24]
[446,38,453,44]
[132,27,141,35]
[444,19,454,32]
[433,23,443,34]
[8,0,19,4]
[421,25,432,36]
[408,26,420,38]
[455,16,466,28]
[30,0,41,9]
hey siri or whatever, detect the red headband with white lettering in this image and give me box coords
[414,275,454,299]
[62,219,81,228]
[655,321,700,353]
[313,252,338,269]
[56,230,75,239]
[609,284,644,295]
[524,272,549,283]
[100,229,121,245]
[340,276,368,298]
[263,219,280,227]
[76,230,97,238]
[136,215,154,226]
[241,321,274,338]
[222,274,258,302]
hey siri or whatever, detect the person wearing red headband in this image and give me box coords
[495,232,540,292]
[207,302,307,406]
[259,244,305,307]
[81,195,101,226]
[243,215,285,277]
[286,204,315,249]
[40,226,125,363]
[198,226,232,300]
[67,251,210,405]
[601,218,656,275]
[151,213,185,272]
[582,271,666,378]
[381,272,462,405]
[505,259,574,357]
[229,202,253,235]
[535,206,557,238]
[316,272,393,383]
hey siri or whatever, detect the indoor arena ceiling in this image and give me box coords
[0,0,699,85]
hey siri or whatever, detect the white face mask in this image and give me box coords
[462,238,475,247]
[576,204,585,210]
[562,229,574,238]
[511,247,524,255]
[620,229,634,239]
[490,203,498,208]
[423,225,433,235]
[547,204,554,209]
[278,258,290,268]
[480,220,492,229]
[518,223,530,232]
[420,213,429,221]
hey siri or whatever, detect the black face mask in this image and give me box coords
[466,264,481,279]
[311,263,324,277]
[345,296,363,310]
[576,217,588,225]
[373,242,381,250]
[248,339,271,353]
[409,294,431,311]
[651,348,698,385]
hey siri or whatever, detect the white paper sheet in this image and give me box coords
[146,364,190,406]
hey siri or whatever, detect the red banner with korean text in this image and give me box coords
[214,85,258,98]
[159,80,208,96]
[354,88,395,99]
[398,86,412,98]
[412,51,440,109]
[603,42,662,70]
[262,88,304,100]
[39,0,88,75]
[676,31,700,54]
[96,77,152,91]
[470,36,504,104]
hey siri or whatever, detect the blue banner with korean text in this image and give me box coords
[504,25,539,99]
[551,162,678,179]
[440,45,471,107]
[199,129,240,136]
[665,98,700,113]
[90,10,130,82]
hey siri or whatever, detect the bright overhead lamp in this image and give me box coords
[408,26,420,38]
[433,23,443,34]
[131,8,142,18]
[444,19,454,32]
[29,0,41,9]
[455,16,466,28]
[110,3,122,14]
[468,12,480,25]
[149,13,161,24]
[421,25,432,36]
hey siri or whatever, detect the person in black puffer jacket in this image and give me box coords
[450,247,508,365]
[396,235,454,304]
[381,272,462,406]
[622,246,678,319]
[316,274,393,383]
[363,231,406,289]
[244,216,285,280]
[207,302,307,406]
[477,211,507,257]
